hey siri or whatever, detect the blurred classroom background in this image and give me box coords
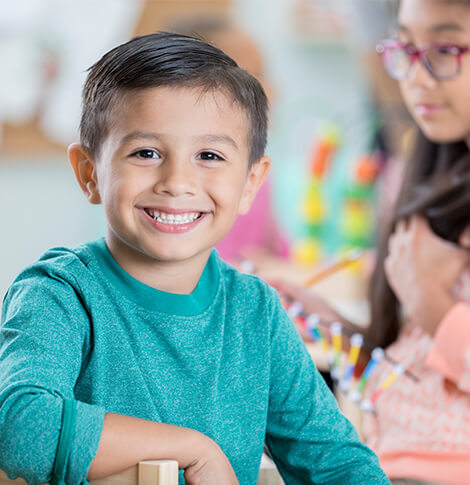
[0,0,412,302]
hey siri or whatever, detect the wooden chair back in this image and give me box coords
[0,460,178,485]
[0,456,283,484]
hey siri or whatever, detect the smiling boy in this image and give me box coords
[0,33,389,484]
[74,83,267,294]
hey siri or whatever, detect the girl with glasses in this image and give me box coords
[275,1,470,484]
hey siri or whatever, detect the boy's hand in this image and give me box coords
[184,434,239,485]
[384,215,469,335]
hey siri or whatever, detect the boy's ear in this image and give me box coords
[238,156,271,215]
[68,143,101,205]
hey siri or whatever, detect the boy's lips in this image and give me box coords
[140,207,207,234]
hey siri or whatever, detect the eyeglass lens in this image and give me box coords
[384,46,459,80]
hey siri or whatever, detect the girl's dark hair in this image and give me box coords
[368,130,470,348]
[80,32,268,165]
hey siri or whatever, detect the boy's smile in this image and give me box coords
[69,86,270,293]
[141,207,206,233]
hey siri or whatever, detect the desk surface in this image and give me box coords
[253,254,371,325]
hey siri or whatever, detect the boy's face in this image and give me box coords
[70,86,270,275]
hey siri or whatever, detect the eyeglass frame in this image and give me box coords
[376,39,470,81]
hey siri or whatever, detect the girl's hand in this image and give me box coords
[384,215,469,335]
[184,434,239,485]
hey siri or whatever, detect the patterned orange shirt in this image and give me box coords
[363,272,470,485]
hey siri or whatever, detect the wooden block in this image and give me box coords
[257,454,284,485]
[138,461,178,485]
[257,468,284,485]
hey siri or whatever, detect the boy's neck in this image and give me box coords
[105,234,211,295]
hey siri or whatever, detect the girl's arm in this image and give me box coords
[384,216,470,392]
[426,302,470,393]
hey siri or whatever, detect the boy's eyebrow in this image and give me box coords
[196,134,239,151]
[119,132,239,150]
[119,132,163,146]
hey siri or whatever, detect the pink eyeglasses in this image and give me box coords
[376,39,470,80]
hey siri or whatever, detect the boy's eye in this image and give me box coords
[132,149,160,159]
[197,151,224,162]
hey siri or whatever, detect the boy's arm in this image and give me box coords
[88,413,237,482]
[265,289,390,485]
[0,272,106,484]
[0,270,237,485]
[88,414,194,478]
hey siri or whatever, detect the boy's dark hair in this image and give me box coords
[80,32,268,165]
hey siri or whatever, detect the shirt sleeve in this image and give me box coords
[265,290,390,484]
[426,302,470,393]
[0,266,106,484]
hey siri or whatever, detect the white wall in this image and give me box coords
[0,158,105,299]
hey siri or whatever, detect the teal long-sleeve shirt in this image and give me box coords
[0,238,389,484]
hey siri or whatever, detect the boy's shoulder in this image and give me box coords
[215,253,278,305]
[2,240,106,314]
[12,239,102,289]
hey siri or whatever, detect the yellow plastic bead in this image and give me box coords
[292,240,322,265]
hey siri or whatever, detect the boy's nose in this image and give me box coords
[153,159,196,197]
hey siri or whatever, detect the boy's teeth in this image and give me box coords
[147,209,201,224]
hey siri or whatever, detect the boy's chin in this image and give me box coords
[146,247,212,263]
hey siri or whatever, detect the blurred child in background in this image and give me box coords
[277,1,470,484]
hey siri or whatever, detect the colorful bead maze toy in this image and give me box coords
[283,297,418,415]
[293,125,341,265]
[340,154,380,251]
